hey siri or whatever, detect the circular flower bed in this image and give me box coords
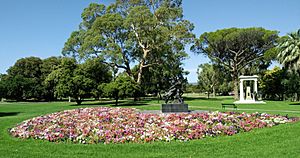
[10,107,295,144]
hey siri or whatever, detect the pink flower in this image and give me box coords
[9,107,295,144]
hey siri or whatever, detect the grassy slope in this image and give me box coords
[1,97,300,158]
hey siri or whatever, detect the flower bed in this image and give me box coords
[10,107,295,144]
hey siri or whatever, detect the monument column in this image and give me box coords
[239,79,244,101]
[254,79,258,93]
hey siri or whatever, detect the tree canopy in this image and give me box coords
[62,0,194,84]
[191,27,278,99]
[101,74,140,106]
[45,57,112,104]
[277,29,300,71]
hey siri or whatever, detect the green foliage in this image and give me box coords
[259,67,285,100]
[62,0,194,84]
[277,29,300,71]
[102,74,140,106]
[0,74,6,99]
[45,57,112,104]
[4,57,43,100]
[192,27,279,99]
[0,56,64,101]
[259,66,300,101]
[282,71,300,101]
[45,58,77,99]
[133,57,188,97]
[197,63,228,98]
[40,57,62,101]
[185,84,201,93]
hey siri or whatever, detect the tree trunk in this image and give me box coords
[212,86,216,97]
[115,97,118,106]
[75,97,82,105]
[137,48,150,84]
[137,59,145,84]
[207,91,210,99]
[232,68,239,100]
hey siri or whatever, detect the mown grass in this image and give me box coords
[1,97,300,158]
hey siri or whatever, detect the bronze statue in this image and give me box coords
[164,80,184,104]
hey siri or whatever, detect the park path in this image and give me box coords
[142,106,300,114]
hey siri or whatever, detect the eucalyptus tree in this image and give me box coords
[197,63,221,98]
[191,27,278,100]
[63,0,194,84]
[277,29,300,71]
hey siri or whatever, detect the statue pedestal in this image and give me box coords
[162,104,189,113]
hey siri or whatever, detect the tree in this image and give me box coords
[45,58,77,102]
[76,57,112,100]
[0,74,7,100]
[282,70,300,101]
[259,67,285,100]
[63,0,194,85]
[41,57,62,101]
[5,57,43,100]
[197,64,221,98]
[102,74,140,106]
[132,54,189,98]
[191,27,278,100]
[45,57,112,104]
[277,29,300,71]
[3,75,35,101]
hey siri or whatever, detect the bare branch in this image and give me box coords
[131,24,146,49]
[142,62,160,68]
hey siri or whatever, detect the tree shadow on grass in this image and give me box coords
[71,100,150,107]
[116,103,148,107]
[183,97,232,101]
[289,102,300,105]
[70,101,126,106]
[0,112,20,117]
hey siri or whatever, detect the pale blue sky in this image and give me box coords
[0,0,299,83]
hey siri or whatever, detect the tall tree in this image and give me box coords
[63,0,194,84]
[41,56,62,101]
[197,63,221,98]
[45,57,112,104]
[45,58,78,102]
[191,27,278,100]
[6,57,43,100]
[133,53,188,98]
[277,29,300,71]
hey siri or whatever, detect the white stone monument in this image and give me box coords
[234,75,265,104]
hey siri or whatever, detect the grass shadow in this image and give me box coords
[0,112,20,117]
[289,102,300,105]
[183,96,233,101]
[71,101,126,106]
[116,103,149,106]
[71,99,152,107]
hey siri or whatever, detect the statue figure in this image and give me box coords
[163,79,184,104]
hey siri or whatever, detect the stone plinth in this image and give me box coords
[162,104,188,113]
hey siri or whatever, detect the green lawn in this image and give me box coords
[1,97,300,158]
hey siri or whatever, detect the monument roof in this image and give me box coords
[239,75,259,79]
